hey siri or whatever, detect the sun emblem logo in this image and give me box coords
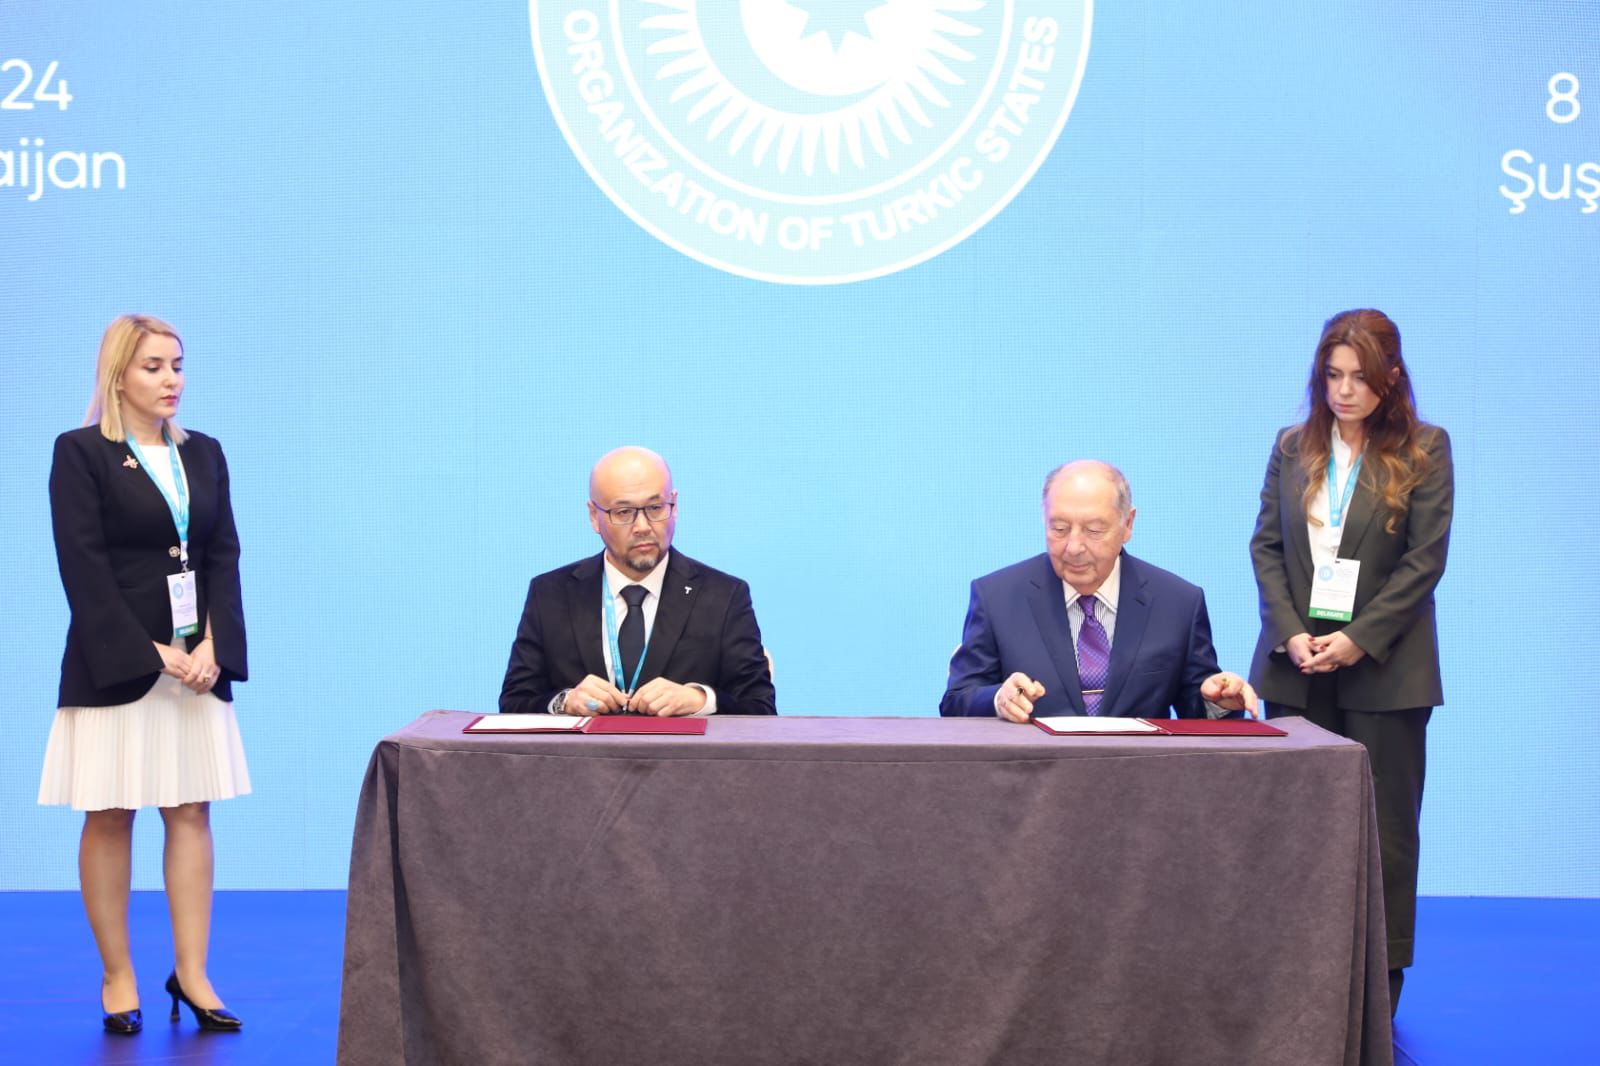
[531,0,1092,283]
[642,0,983,178]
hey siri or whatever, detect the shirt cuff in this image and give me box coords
[1203,699,1230,720]
[689,684,717,716]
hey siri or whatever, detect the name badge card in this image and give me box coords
[167,571,200,636]
[1308,558,1360,621]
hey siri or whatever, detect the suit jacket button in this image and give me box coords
[169,546,181,558]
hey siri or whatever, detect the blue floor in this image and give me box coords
[1392,898,1600,1065]
[0,892,343,1066]
[0,893,1594,1064]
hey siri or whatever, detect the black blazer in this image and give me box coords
[50,426,248,707]
[499,549,776,715]
[1248,424,1452,711]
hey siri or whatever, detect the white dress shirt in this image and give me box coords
[139,444,189,502]
[1308,426,1360,569]
[599,555,717,715]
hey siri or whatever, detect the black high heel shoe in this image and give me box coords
[165,970,243,1031]
[101,997,143,1035]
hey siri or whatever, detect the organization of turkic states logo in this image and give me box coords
[530,0,1092,285]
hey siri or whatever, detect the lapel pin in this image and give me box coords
[123,455,138,469]
[684,585,693,595]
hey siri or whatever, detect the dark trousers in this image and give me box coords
[1268,679,1432,971]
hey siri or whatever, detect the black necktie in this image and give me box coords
[618,584,649,688]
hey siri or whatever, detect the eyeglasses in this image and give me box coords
[593,499,676,526]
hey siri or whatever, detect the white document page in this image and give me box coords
[1035,717,1162,734]
[464,714,586,732]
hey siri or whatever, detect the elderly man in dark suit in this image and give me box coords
[500,446,776,717]
[942,460,1256,722]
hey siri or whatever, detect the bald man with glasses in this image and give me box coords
[499,446,777,717]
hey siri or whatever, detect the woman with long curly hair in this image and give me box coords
[1248,308,1453,1016]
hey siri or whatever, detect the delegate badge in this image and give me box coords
[167,570,200,637]
[1308,558,1360,622]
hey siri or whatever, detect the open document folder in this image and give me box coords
[1033,717,1286,737]
[462,714,707,735]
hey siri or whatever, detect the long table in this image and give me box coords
[338,712,1391,1066]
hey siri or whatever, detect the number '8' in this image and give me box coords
[1547,73,1580,124]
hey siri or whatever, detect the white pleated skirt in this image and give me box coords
[37,668,252,812]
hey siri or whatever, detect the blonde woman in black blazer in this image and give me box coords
[1249,308,1452,1017]
[39,315,248,1034]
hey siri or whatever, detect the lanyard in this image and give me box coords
[601,579,651,694]
[126,431,190,569]
[1325,451,1363,529]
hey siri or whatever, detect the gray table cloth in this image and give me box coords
[338,712,1391,1066]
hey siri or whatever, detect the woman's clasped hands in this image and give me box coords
[1286,631,1366,675]
[154,640,221,693]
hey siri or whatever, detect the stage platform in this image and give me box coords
[0,893,1593,1064]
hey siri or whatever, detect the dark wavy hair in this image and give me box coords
[1282,309,1432,534]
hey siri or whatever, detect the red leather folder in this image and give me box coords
[582,716,707,735]
[1145,719,1287,737]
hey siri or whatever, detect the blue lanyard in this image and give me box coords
[1325,451,1363,529]
[126,431,190,568]
[601,578,652,693]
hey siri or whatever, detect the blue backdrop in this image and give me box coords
[2,1,1596,895]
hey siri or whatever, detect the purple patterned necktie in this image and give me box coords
[1076,594,1111,716]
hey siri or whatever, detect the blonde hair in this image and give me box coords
[86,314,188,444]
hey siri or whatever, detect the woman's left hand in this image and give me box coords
[181,639,222,693]
[1301,631,1367,673]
